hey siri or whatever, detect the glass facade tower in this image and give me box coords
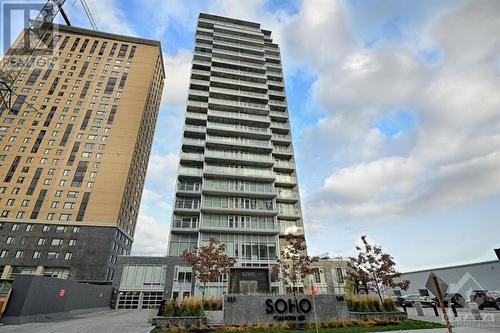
[167,13,305,295]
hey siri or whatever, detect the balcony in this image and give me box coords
[270,111,288,119]
[186,111,207,121]
[275,175,297,186]
[269,99,286,107]
[271,134,291,143]
[210,66,266,80]
[271,122,290,130]
[212,56,265,70]
[180,152,204,162]
[210,76,267,89]
[268,90,285,97]
[274,159,295,170]
[174,201,200,213]
[178,167,203,177]
[278,208,302,219]
[207,121,271,139]
[206,135,272,151]
[204,165,275,181]
[184,124,206,134]
[190,78,210,86]
[171,219,199,233]
[182,137,205,147]
[192,59,211,68]
[279,225,304,236]
[201,204,278,216]
[276,190,299,202]
[212,48,264,62]
[210,86,268,100]
[213,39,264,53]
[273,146,293,157]
[191,69,210,77]
[204,149,274,165]
[189,89,209,97]
[207,109,270,124]
[213,31,265,45]
[209,97,269,113]
[211,23,263,38]
[202,183,276,198]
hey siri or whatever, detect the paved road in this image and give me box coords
[0,310,154,333]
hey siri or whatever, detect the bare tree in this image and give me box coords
[182,237,236,301]
[278,234,318,296]
[348,235,409,303]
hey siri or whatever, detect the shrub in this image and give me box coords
[382,298,398,312]
[347,294,397,312]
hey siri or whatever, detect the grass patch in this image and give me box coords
[151,319,445,332]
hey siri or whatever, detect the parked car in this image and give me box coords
[469,289,500,310]
[402,294,437,308]
[432,293,466,308]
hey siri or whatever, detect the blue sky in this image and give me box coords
[60,0,500,272]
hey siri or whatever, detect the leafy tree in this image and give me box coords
[348,235,409,303]
[182,237,236,301]
[278,234,318,296]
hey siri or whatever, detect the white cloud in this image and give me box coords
[145,153,179,191]
[90,0,137,37]
[281,0,500,232]
[131,213,169,256]
[162,50,193,108]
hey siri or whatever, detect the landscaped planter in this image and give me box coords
[348,311,408,321]
[152,316,207,327]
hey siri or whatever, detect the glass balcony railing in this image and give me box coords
[269,100,286,106]
[210,67,266,80]
[212,48,264,61]
[186,112,207,120]
[272,134,291,141]
[182,138,205,146]
[189,89,209,97]
[279,225,304,235]
[207,121,270,135]
[275,175,297,184]
[207,109,270,123]
[206,135,272,148]
[278,207,302,216]
[209,98,269,111]
[210,86,268,99]
[178,167,203,176]
[204,165,274,178]
[180,152,204,161]
[270,111,288,119]
[213,39,264,53]
[184,124,206,131]
[271,122,290,129]
[210,76,267,89]
[277,189,299,199]
[274,159,295,168]
[268,90,285,97]
[205,149,273,163]
[190,78,210,86]
[273,146,293,155]
[212,56,265,70]
[191,69,210,76]
[213,31,265,45]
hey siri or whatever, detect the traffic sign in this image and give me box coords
[425,272,448,297]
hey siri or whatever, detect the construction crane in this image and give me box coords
[0,0,98,111]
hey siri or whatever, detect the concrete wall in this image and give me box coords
[223,294,348,325]
[112,255,193,297]
[1,275,112,324]
[392,260,500,298]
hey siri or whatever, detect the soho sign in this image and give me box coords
[265,298,312,321]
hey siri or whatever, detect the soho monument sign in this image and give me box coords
[223,295,348,325]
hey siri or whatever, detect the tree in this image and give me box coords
[348,235,410,303]
[278,234,318,296]
[182,237,236,301]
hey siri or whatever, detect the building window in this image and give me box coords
[0,250,8,258]
[33,251,41,259]
[20,237,28,245]
[38,238,46,245]
[6,236,14,244]
[51,238,63,246]
[55,226,67,233]
[43,225,51,232]
[15,250,24,258]
[47,213,55,220]
[72,227,80,233]
[11,223,20,231]
[47,252,59,260]
[60,214,72,221]
[69,239,77,246]
[25,224,34,232]
[64,252,72,260]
